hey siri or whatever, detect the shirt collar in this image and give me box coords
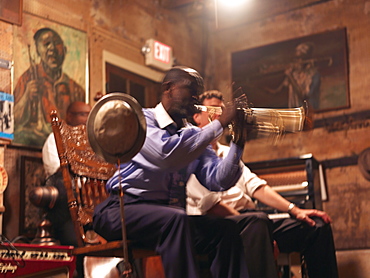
[154,102,176,129]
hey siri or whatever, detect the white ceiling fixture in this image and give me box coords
[217,0,252,8]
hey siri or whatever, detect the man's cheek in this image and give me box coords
[56,45,64,54]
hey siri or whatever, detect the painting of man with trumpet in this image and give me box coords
[232,28,349,112]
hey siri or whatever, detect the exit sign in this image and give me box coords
[143,39,173,71]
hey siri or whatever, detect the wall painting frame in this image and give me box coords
[231,28,349,113]
[12,13,88,148]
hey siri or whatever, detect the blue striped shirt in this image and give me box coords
[106,103,243,204]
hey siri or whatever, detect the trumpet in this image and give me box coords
[195,101,311,143]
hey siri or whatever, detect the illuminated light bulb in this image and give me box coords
[217,0,251,8]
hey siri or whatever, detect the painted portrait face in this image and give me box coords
[295,42,313,59]
[66,102,91,127]
[36,30,66,70]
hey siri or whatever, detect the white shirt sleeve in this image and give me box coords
[237,162,267,197]
[42,133,60,178]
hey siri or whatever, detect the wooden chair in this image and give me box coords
[50,110,158,277]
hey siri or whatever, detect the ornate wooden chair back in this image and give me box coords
[50,110,116,247]
[50,109,160,278]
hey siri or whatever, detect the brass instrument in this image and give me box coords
[233,104,308,143]
[195,100,310,143]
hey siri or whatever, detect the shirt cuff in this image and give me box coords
[228,141,244,163]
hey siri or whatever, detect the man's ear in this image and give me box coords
[162,81,172,94]
[193,113,201,126]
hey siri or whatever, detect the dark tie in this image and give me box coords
[168,168,187,209]
[166,123,186,208]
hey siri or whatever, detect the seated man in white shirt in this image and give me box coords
[187,90,338,278]
[42,101,91,278]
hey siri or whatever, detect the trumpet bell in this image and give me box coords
[250,106,306,133]
[230,102,311,143]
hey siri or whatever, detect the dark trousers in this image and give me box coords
[273,215,338,278]
[229,211,338,278]
[228,212,278,278]
[93,195,249,278]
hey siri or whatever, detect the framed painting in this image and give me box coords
[231,28,349,113]
[0,0,22,26]
[12,13,88,148]
[19,156,46,238]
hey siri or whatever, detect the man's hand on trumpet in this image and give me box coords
[230,108,249,148]
[218,100,236,128]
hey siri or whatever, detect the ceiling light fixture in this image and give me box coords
[217,0,251,8]
[213,0,252,29]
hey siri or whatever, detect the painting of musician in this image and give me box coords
[262,42,323,110]
[13,14,87,148]
[232,28,349,112]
